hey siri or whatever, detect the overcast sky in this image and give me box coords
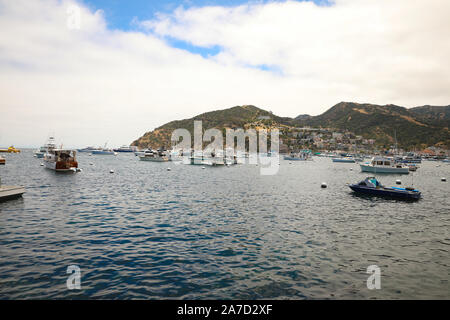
[1,0,449,148]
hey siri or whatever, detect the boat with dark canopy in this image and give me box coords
[349,177,421,200]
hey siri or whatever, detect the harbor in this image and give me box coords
[0,149,448,299]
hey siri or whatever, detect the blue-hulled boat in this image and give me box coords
[349,177,421,200]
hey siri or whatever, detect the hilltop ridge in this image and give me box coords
[132,102,450,150]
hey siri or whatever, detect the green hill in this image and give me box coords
[132,102,450,150]
[131,105,290,149]
[295,102,450,149]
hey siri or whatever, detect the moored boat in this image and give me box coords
[138,150,169,162]
[349,177,421,200]
[360,157,409,174]
[77,146,97,153]
[34,146,46,158]
[44,148,78,172]
[92,149,116,155]
[0,146,20,153]
[113,145,136,153]
[0,156,5,165]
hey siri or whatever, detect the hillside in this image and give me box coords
[409,105,450,128]
[132,102,450,150]
[295,102,450,149]
[131,105,291,149]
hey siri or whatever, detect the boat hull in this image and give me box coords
[332,158,355,163]
[44,160,78,172]
[349,185,420,200]
[360,164,409,174]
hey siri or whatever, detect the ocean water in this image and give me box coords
[0,150,448,299]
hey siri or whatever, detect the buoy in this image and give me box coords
[442,177,446,182]
[89,163,93,165]
[77,168,82,172]
[436,165,440,167]
[350,168,353,171]
[202,166,205,169]
[110,169,114,173]
[396,180,401,185]
[40,163,44,166]
[167,167,171,171]
[321,182,327,188]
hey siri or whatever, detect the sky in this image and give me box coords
[0,0,449,148]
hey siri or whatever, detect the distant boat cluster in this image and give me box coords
[1,139,449,203]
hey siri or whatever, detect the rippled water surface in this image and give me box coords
[0,150,449,299]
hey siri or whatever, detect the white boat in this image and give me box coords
[139,150,169,162]
[44,141,78,172]
[77,146,97,153]
[360,156,409,174]
[92,143,116,155]
[34,146,47,158]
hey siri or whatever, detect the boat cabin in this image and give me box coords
[370,157,405,168]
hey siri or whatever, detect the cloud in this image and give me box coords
[0,0,449,147]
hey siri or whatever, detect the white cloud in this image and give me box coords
[0,0,449,147]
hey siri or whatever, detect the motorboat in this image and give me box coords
[92,149,116,155]
[0,146,20,153]
[44,145,78,172]
[35,137,56,158]
[138,149,169,162]
[349,177,421,200]
[113,145,136,153]
[0,156,5,165]
[77,146,97,153]
[360,156,409,174]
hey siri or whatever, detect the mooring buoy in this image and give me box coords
[442,177,446,182]
[321,182,327,188]
[396,180,401,185]
[110,169,114,173]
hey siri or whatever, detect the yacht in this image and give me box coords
[43,139,78,172]
[92,149,116,155]
[360,156,409,174]
[113,145,136,153]
[139,150,169,162]
[34,145,47,158]
[77,146,97,153]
